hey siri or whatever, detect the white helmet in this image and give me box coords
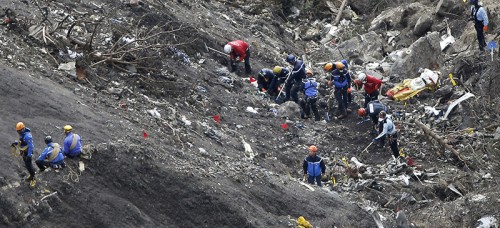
[224,44,232,54]
[357,73,367,82]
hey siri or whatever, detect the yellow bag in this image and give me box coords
[297,216,313,228]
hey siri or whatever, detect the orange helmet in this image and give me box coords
[306,69,313,77]
[357,108,366,117]
[335,62,345,70]
[309,145,318,152]
[324,63,333,72]
[16,122,25,131]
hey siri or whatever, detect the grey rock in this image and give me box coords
[277,101,301,120]
[434,85,453,98]
[494,127,500,140]
[413,13,433,37]
[436,0,463,17]
[390,32,441,80]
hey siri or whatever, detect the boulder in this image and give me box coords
[413,12,433,37]
[338,31,385,61]
[390,32,441,79]
[435,0,463,17]
[277,101,301,120]
[369,6,405,31]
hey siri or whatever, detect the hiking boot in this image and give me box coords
[346,108,352,113]
[337,114,346,119]
[25,176,35,182]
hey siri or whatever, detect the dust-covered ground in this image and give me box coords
[0,0,500,227]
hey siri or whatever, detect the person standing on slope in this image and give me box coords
[469,0,489,52]
[224,40,252,74]
[303,145,326,187]
[12,122,36,183]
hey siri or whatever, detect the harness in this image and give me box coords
[304,79,318,99]
[69,134,79,151]
[47,143,61,162]
[471,6,483,25]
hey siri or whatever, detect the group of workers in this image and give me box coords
[223,41,401,186]
[13,122,83,184]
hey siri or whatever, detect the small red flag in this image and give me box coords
[280,123,288,130]
[143,130,148,139]
[249,76,256,83]
[213,115,220,123]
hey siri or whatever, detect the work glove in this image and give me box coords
[483,25,488,32]
[347,87,352,93]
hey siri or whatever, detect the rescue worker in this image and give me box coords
[284,54,306,103]
[469,0,488,51]
[257,68,276,95]
[224,40,252,74]
[372,111,399,158]
[63,125,82,158]
[357,100,388,129]
[271,66,290,98]
[36,136,65,172]
[302,145,326,187]
[341,59,353,105]
[354,72,382,108]
[299,69,320,121]
[325,62,349,119]
[12,122,36,182]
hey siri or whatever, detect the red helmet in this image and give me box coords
[357,108,366,117]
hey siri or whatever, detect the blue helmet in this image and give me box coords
[341,59,348,69]
[286,54,296,63]
[469,0,478,4]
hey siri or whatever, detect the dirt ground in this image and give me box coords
[1,0,500,227]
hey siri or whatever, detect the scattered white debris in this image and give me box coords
[470,194,487,202]
[476,216,497,228]
[147,108,161,119]
[440,34,455,51]
[122,37,136,44]
[181,116,191,126]
[447,183,464,197]
[198,148,206,153]
[245,106,258,114]
[482,173,492,179]
[443,92,475,120]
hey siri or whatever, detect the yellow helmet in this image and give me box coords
[273,66,282,74]
[64,125,73,132]
[16,122,25,131]
[335,62,345,70]
[324,63,333,72]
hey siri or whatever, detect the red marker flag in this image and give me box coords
[143,130,148,139]
[213,115,220,123]
[280,123,288,130]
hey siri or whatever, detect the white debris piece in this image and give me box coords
[470,194,487,202]
[147,108,161,119]
[443,92,475,120]
[245,106,258,114]
[440,34,455,51]
[181,116,191,126]
[476,216,497,228]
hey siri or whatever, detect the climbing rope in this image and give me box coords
[63,164,81,183]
